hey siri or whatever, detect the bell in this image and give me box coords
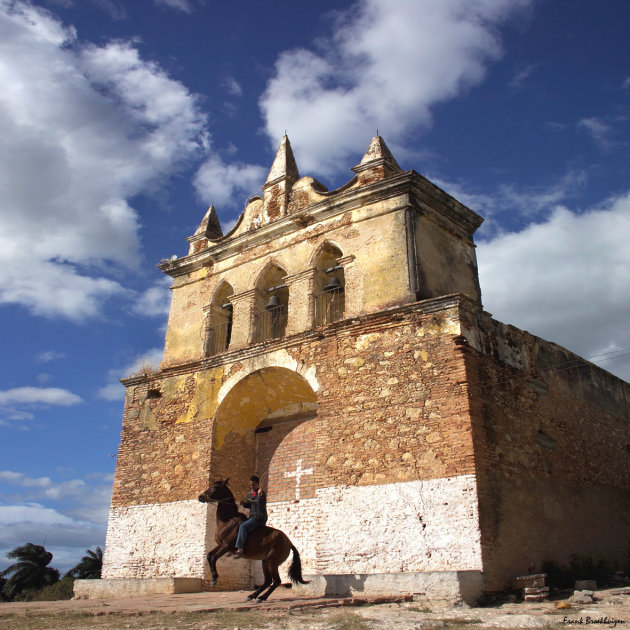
[265,294,281,310]
[324,276,343,292]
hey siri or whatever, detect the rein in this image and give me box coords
[211,496,237,505]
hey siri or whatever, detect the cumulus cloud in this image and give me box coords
[194,155,266,210]
[477,191,630,382]
[0,1,208,320]
[0,385,81,427]
[260,0,532,176]
[0,470,112,572]
[131,276,172,319]
[0,387,82,406]
[429,168,588,237]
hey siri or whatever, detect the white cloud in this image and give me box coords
[0,503,108,572]
[0,469,113,572]
[0,2,208,320]
[478,191,630,382]
[194,155,266,210]
[0,470,113,523]
[0,503,76,527]
[224,75,243,97]
[0,386,82,406]
[622,76,630,89]
[92,0,127,20]
[509,63,536,90]
[35,351,66,363]
[260,0,532,176]
[132,276,172,318]
[430,169,588,237]
[97,347,164,400]
[154,0,192,12]
[578,117,612,150]
[97,383,125,402]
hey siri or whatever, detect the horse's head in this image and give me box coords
[198,478,232,503]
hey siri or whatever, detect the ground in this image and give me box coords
[1,586,629,629]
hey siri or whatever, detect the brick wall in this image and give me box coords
[256,415,319,502]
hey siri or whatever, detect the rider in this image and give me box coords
[234,475,267,556]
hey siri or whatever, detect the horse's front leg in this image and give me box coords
[207,543,233,587]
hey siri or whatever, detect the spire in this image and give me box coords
[194,205,223,240]
[264,135,300,188]
[352,135,402,177]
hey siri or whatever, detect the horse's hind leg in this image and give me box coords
[256,561,282,602]
[247,562,271,601]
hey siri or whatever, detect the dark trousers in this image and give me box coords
[236,517,262,550]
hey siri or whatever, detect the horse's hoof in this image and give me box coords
[210,581,217,587]
[256,597,267,602]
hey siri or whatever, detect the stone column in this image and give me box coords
[285,269,317,336]
[337,255,359,318]
[227,289,257,350]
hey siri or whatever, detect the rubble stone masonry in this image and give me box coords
[101,136,630,598]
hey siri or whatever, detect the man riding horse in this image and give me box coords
[234,475,267,556]
[198,477,309,601]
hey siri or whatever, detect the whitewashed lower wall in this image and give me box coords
[256,475,482,584]
[103,476,481,585]
[102,500,212,580]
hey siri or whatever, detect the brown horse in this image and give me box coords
[198,479,309,601]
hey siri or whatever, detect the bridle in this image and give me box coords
[200,489,237,505]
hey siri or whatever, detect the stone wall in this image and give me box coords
[105,298,482,584]
[463,310,630,590]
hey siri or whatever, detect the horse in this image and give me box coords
[198,478,309,601]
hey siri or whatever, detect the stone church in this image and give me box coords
[85,136,630,602]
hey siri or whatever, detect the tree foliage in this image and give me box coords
[64,546,103,580]
[1,543,59,598]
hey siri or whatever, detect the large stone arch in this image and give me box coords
[211,366,318,495]
[208,365,320,585]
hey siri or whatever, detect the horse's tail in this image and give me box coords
[288,544,310,585]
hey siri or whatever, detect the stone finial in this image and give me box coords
[352,136,402,184]
[264,135,300,188]
[262,135,300,220]
[194,205,223,240]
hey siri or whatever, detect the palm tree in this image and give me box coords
[1,543,59,598]
[64,547,103,580]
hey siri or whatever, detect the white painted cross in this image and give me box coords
[284,458,313,501]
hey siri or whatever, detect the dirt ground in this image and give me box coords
[1,586,629,630]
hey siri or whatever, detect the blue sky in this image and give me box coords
[1,0,629,573]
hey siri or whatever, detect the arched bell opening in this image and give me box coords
[314,244,345,326]
[253,265,288,342]
[205,281,234,355]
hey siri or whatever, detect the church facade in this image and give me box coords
[90,137,630,602]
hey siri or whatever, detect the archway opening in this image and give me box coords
[211,367,317,502]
